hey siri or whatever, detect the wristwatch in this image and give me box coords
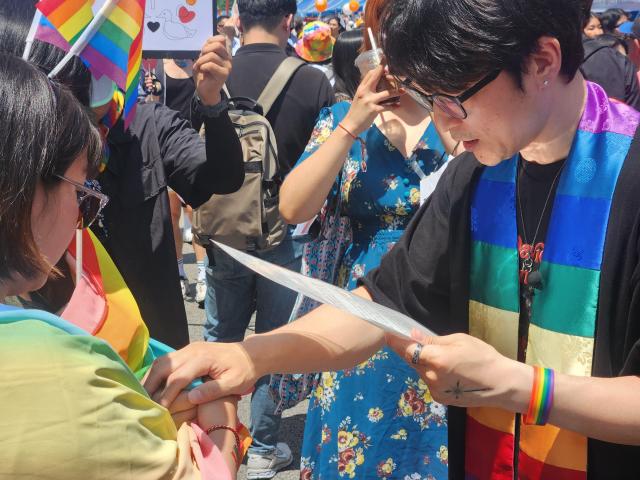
[193,93,228,118]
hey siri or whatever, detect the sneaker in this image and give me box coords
[182,227,193,244]
[195,279,206,306]
[180,277,189,299]
[246,442,293,479]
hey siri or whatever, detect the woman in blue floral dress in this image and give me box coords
[280,12,457,479]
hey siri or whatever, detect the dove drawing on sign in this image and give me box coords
[157,9,196,40]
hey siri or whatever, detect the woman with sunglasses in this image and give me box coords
[278,3,458,477]
[0,53,247,479]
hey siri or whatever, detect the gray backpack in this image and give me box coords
[193,57,304,252]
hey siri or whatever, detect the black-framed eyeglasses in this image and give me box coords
[396,69,502,120]
[55,175,109,229]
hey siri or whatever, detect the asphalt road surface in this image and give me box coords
[182,245,306,480]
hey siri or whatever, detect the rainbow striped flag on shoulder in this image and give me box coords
[34,0,145,128]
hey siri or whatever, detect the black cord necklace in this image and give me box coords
[516,156,566,290]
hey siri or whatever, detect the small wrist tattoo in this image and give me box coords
[445,380,491,400]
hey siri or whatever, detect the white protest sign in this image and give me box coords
[143,0,214,58]
[212,241,437,339]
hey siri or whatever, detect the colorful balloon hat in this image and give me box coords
[295,21,335,63]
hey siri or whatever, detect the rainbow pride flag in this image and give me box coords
[465,82,640,479]
[34,0,94,51]
[81,0,145,127]
[35,0,145,128]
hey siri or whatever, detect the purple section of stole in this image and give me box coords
[579,82,640,137]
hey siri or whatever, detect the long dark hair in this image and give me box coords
[600,8,628,34]
[0,54,101,283]
[332,29,364,100]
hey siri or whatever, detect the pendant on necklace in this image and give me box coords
[518,238,545,290]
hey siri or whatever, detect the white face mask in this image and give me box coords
[90,75,117,109]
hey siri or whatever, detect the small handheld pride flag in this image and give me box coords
[27,0,145,128]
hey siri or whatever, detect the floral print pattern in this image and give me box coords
[331,418,370,478]
[298,102,449,479]
[397,378,447,430]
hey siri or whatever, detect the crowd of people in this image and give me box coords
[1,0,640,479]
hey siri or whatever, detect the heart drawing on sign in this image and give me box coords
[147,21,160,32]
[178,6,196,23]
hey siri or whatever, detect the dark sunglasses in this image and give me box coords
[396,70,502,119]
[55,175,109,229]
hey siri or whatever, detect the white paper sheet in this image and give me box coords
[420,157,452,206]
[213,241,437,339]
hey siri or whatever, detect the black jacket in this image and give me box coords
[582,36,640,111]
[362,134,640,478]
[96,103,243,348]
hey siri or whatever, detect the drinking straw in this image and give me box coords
[367,27,381,65]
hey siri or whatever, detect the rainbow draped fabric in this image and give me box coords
[65,229,150,372]
[35,0,145,128]
[466,82,640,479]
[0,307,233,479]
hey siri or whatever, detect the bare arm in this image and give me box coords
[145,287,385,406]
[279,123,356,224]
[504,363,640,445]
[198,396,241,475]
[245,287,385,377]
[280,66,403,224]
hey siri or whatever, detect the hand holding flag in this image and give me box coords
[193,35,232,107]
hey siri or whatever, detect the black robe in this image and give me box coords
[361,133,640,479]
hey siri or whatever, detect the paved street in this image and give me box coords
[182,246,306,480]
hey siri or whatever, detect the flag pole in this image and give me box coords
[23,9,43,60]
[48,0,120,79]
[76,230,83,287]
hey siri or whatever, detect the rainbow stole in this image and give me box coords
[465,82,639,480]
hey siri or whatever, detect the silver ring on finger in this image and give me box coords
[411,343,424,365]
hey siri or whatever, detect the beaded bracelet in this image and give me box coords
[523,366,555,425]
[206,424,241,467]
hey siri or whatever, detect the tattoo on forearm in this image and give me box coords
[445,380,491,400]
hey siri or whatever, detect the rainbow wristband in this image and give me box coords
[523,366,555,425]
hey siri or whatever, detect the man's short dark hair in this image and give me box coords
[381,0,587,94]
[238,0,297,32]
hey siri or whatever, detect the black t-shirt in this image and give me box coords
[165,75,203,131]
[516,158,565,257]
[225,43,334,176]
[516,157,566,359]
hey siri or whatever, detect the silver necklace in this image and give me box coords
[516,157,566,289]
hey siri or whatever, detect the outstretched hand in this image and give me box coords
[386,330,531,411]
[143,341,259,408]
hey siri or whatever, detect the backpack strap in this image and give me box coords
[222,84,231,101]
[257,57,305,115]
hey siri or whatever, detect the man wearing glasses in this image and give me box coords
[146,1,640,478]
